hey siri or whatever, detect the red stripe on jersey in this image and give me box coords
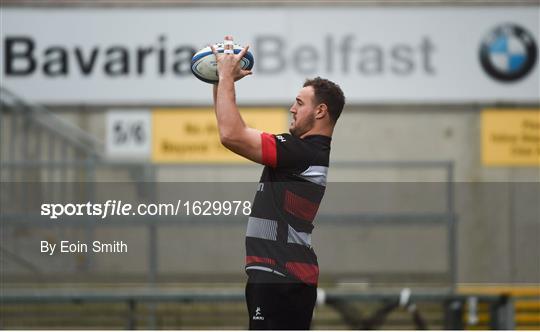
[285,262,319,285]
[261,133,277,168]
[284,190,319,222]
[246,256,276,266]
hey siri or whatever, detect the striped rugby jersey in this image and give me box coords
[245,132,331,286]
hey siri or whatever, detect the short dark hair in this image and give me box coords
[303,77,345,124]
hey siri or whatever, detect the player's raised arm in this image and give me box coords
[210,36,264,165]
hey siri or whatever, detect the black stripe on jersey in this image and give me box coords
[287,218,315,234]
[284,243,318,265]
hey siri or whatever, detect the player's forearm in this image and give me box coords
[214,77,247,144]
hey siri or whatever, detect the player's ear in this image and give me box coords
[315,104,328,120]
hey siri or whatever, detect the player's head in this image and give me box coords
[289,77,345,137]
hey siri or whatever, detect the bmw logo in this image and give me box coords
[479,24,537,82]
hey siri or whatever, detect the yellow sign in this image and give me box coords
[152,108,287,163]
[482,109,540,166]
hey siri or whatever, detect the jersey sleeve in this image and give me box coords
[260,132,309,169]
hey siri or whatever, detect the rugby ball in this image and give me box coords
[191,43,255,84]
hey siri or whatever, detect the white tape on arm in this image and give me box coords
[399,288,411,307]
[224,49,234,54]
[316,288,326,307]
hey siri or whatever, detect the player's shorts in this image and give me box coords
[245,269,317,330]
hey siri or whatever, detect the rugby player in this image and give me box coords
[211,35,345,330]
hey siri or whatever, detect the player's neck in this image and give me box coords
[300,125,333,139]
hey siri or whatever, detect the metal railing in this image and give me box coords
[0,289,518,329]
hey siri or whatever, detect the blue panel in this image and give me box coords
[489,36,508,53]
[508,54,526,71]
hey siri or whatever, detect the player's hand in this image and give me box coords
[210,35,252,82]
